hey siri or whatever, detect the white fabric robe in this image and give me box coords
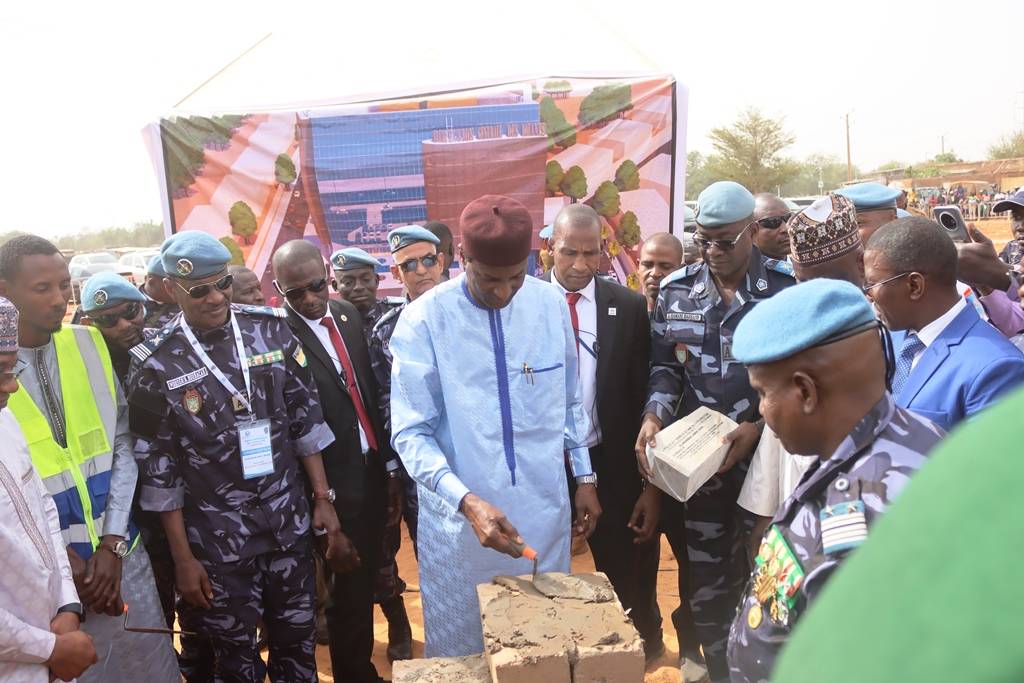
[390,275,593,657]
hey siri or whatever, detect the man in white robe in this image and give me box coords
[390,195,603,657]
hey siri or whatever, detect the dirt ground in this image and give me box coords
[312,524,684,682]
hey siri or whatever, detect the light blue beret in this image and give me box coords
[733,279,876,364]
[696,181,755,228]
[80,272,146,312]
[147,254,167,277]
[539,224,553,240]
[896,208,912,218]
[388,226,440,253]
[330,247,380,271]
[160,231,231,280]
[835,182,901,211]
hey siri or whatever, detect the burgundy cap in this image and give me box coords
[459,195,533,266]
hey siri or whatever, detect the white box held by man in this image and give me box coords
[647,407,739,502]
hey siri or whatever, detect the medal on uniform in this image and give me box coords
[183,388,202,414]
[292,345,307,368]
[674,342,688,364]
[750,525,806,628]
[747,603,763,629]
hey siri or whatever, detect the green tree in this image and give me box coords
[578,84,632,128]
[618,211,641,247]
[704,108,799,193]
[614,159,640,191]
[932,151,962,164]
[275,153,296,185]
[781,154,862,197]
[874,160,905,172]
[988,130,1024,160]
[685,151,715,200]
[228,201,258,245]
[220,237,245,266]
[538,96,576,150]
[559,165,588,203]
[591,181,621,217]
[546,160,565,196]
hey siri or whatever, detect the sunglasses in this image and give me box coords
[693,222,754,252]
[174,274,234,299]
[90,302,142,328]
[275,277,330,301]
[756,213,794,230]
[862,272,913,292]
[396,254,439,273]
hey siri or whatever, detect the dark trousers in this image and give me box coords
[372,470,419,604]
[178,545,316,683]
[571,444,663,646]
[326,469,385,682]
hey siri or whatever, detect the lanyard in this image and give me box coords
[180,313,253,418]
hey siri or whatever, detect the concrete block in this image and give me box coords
[391,654,491,683]
[477,572,644,683]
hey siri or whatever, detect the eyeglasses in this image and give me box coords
[274,277,330,301]
[756,213,794,230]
[862,272,912,292]
[396,254,439,273]
[693,222,754,252]
[90,302,142,328]
[174,274,234,299]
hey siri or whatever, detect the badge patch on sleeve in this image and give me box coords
[820,500,868,554]
[674,343,689,364]
[292,345,308,368]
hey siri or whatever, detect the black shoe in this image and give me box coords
[381,596,413,662]
[644,638,666,667]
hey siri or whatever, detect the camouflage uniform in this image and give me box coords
[647,248,794,680]
[128,304,334,683]
[140,288,181,330]
[368,300,420,604]
[361,297,403,347]
[727,394,943,682]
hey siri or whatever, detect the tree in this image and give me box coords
[275,153,296,185]
[220,236,245,266]
[614,159,640,191]
[546,160,565,196]
[704,108,799,193]
[989,130,1024,160]
[538,96,575,150]
[618,211,641,247]
[874,160,905,172]
[932,151,962,164]
[228,201,258,245]
[578,84,632,128]
[559,165,588,203]
[590,181,621,217]
[685,151,715,200]
[781,154,862,197]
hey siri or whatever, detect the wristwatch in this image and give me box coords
[312,488,336,503]
[99,539,129,559]
[387,470,402,480]
[575,473,598,486]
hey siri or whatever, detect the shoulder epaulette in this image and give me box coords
[383,296,405,307]
[234,304,288,318]
[661,262,703,288]
[129,318,180,363]
[764,258,795,277]
[372,303,405,335]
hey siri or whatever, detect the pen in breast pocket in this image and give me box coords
[522,362,535,385]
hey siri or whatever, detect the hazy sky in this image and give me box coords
[3,0,1022,236]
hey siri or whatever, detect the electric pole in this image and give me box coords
[845,113,852,182]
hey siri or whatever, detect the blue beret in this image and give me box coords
[733,279,876,364]
[696,181,755,228]
[539,224,553,240]
[330,247,380,271]
[147,254,167,277]
[80,272,145,313]
[896,208,912,218]
[835,182,901,211]
[388,225,440,253]
[160,231,231,280]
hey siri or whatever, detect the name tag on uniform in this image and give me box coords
[238,419,274,480]
[247,349,284,367]
[166,368,209,390]
[666,312,704,322]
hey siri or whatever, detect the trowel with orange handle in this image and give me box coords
[509,538,539,583]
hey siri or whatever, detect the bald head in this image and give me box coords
[550,204,602,292]
[227,265,264,305]
[272,239,323,272]
[638,233,684,309]
[752,193,792,259]
[552,204,602,243]
[272,240,329,320]
[642,232,683,261]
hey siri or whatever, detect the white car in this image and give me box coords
[118,250,161,281]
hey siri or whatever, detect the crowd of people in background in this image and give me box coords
[909,182,1023,220]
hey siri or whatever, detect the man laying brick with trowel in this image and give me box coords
[389,194,602,657]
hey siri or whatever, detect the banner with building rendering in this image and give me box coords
[145,74,685,296]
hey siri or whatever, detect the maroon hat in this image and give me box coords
[459,195,533,266]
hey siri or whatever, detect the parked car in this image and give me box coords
[68,252,126,302]
[118,249,160,281]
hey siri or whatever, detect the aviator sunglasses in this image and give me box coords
[90,302,142,328]
[755,213,794,230]
[396,254,439,273]
[175,274,234,299]
[693,221,754,252]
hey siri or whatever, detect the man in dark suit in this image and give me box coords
[545,204,664,664]
[272,240,402,683]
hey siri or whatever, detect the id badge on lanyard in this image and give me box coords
[180,313,275,479]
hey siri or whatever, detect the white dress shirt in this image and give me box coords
[292,306,369,454]
[550,273,602,447]
[910,298,967,370]
[0,409,79,683]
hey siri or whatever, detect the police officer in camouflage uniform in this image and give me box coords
[368,226,447,660]
[140,254,181,329]
[128,231,347,682]
[725,279,944,682]
[635,181,795,682]
[330,247,403,344]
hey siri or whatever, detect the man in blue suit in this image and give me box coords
[864,216,1024,431]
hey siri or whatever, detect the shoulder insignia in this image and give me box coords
[129,318,180,363]
[372,303,405,336]
[234,304,288,318]
[764,258,795,277]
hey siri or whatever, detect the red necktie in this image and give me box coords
[566,292,582,358]
[320,317,379,452]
